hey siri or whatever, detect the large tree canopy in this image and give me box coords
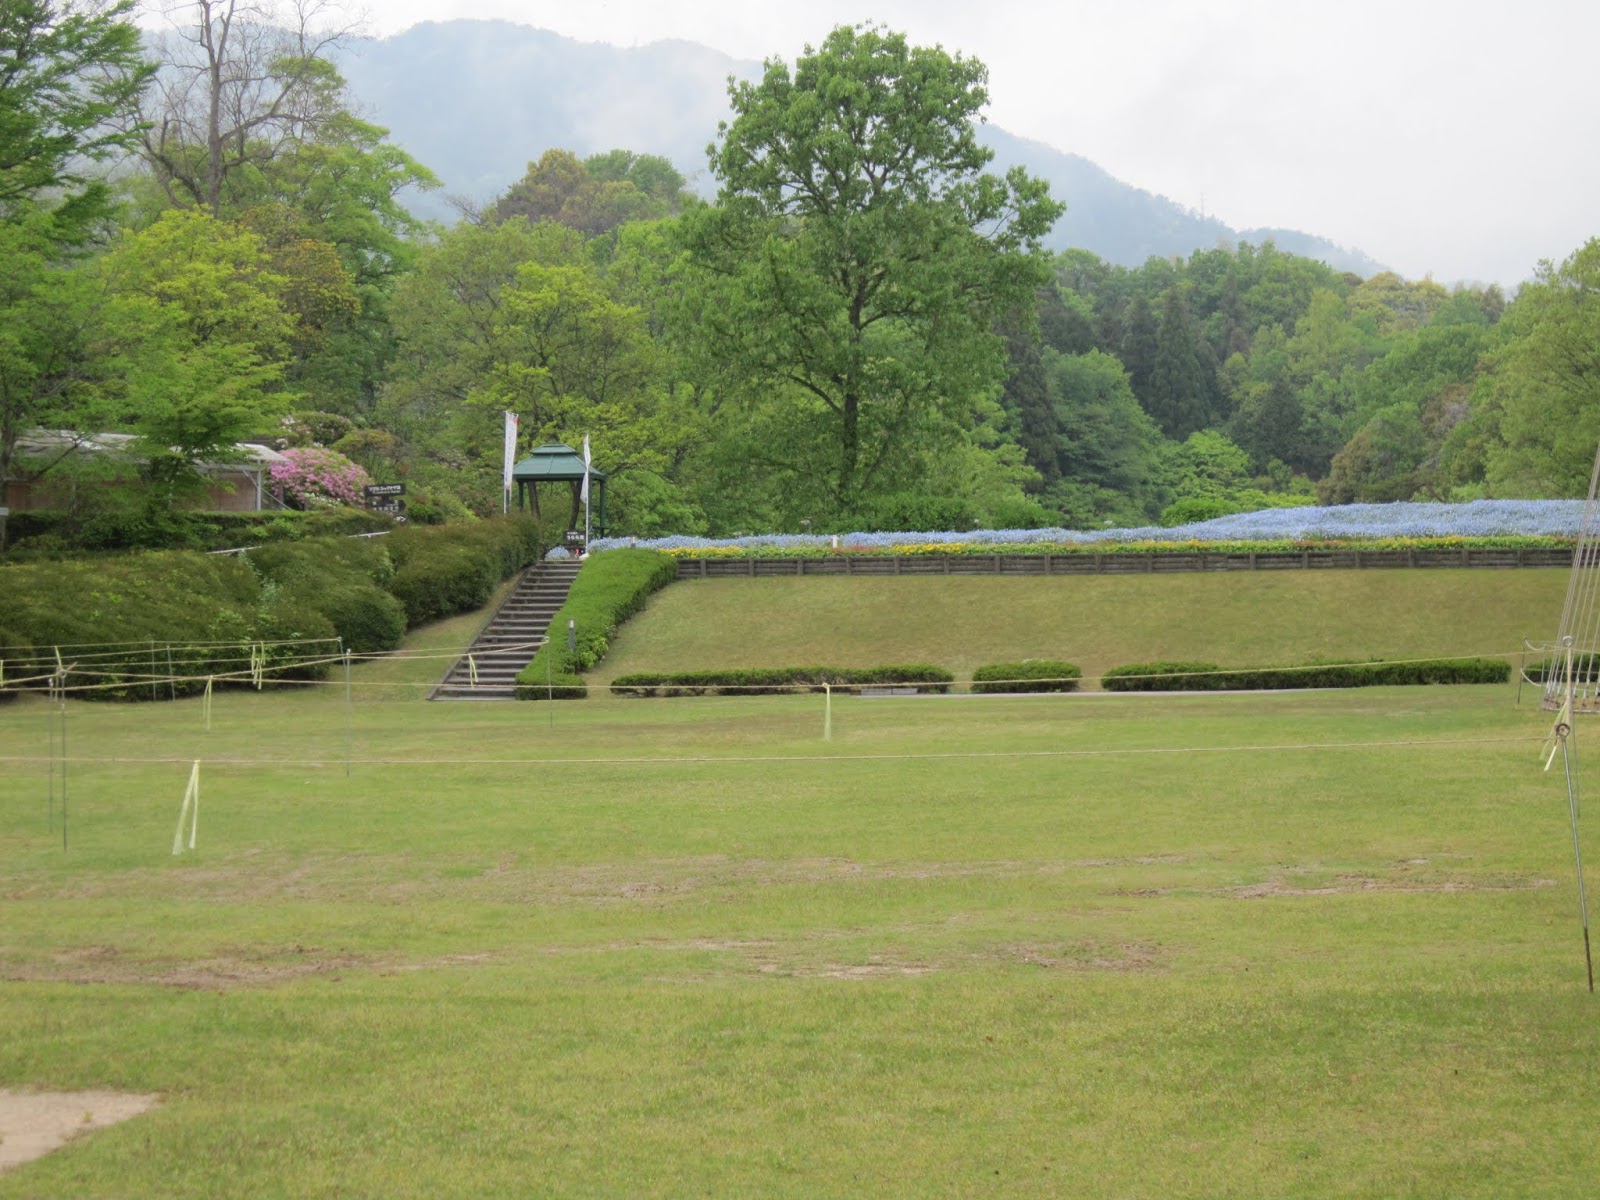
[0,0,151,233]
[682,23,1062,520]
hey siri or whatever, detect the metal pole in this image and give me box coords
[47,679,56,832]
[1561,731,1594,992]
[1559,638,1594,991]
[344,650,353,777]
[59,684,68,852]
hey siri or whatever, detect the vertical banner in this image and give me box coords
[581,433,592,550]
[502,411,519,514]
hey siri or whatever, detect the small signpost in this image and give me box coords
[563,529,585,553]
[363,483,407,522]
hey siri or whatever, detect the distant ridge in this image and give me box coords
[339,20,1385,276]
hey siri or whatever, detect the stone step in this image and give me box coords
[429,560,583,701]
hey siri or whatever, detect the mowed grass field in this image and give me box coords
[3,567,1599,1196]
[594,568,1570,685]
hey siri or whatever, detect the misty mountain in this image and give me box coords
[338,20,1384,276]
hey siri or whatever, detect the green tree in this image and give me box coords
[682,24,1062,519]
[1039,349,1161,525]
[0,212,119,497]
[1480,240,1600,496]
[1147,285,1214,438]
[0,0,152,236]
[476,260,669,522]
[95,209,297,498]
[1118,292,1159,404]
[493,149,688,237]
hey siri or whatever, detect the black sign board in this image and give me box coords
[365,483,408,523]
[563,529,586,550]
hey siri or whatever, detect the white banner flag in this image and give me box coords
[502,411,518,510]
[580,434,591,505]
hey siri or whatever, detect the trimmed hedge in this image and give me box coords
[3,507,391,557]
[1525,654,1600,685]
[515,550,680,700]
[0,551,332,698]
[385,519,543,626]
[1102,657,1511,692]
[971,660,1082,694]
[0,519,543,701]
[610,665,955,697]
[244,538,406,654]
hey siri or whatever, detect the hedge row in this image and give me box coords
[1524,654,1600,685]
[384,519,543,626]
[611,665,955,697]
[243,537,406,655]
[971,661,1082,694]
[0,551,326,699]
[3,507,390,558]
[0,518,543,700]
[515,550,680,700]
[1102,658,1511,692]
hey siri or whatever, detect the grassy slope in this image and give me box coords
[1,687,1597,1196]
[594,569,1568,686]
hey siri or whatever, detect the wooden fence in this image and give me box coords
[676,547,1573,580]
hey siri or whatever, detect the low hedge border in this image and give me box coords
[2,507,392,558]
[1102,657,1511,692]
[515,550,680,700]
[1524,654,1600,684]
[971,661,1082,694]
[610,665,955,697]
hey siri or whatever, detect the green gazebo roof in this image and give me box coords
[510,443,606,483]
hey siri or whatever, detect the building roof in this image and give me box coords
[16,430,288,468]
[511,443,606,483]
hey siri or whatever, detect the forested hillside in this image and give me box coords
[3,4,1596,552]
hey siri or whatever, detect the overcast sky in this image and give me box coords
[349,0,1595,285]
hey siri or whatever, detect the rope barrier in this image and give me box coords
[0,734,1546,771]
[0,644,1540,700]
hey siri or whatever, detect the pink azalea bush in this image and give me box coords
[269,446,372,509]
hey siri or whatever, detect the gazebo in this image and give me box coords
[510,442,606,536]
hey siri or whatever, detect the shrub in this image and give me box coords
[0,624,33,703]
[385,519,543,627]
[1102,662,1222,692]
[254,595,339,682]
[244,538,405,653]
[971,660,1082,694]
[610,665,954,698]
[515,550,679,700]
[1102,658,1510,692]
[1525,654,1600,685]
[269,446,372,509]
[0,550,331,700]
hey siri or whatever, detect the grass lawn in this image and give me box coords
[593,568,1568,686]
[2,663,1599,1195]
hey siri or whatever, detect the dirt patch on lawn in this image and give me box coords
[1,942,375,991]
[1007,940,1163,971]
[0,1090,159,1176]
[1229,875,1557,899]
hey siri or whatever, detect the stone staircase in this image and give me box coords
[429,558,582,700]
